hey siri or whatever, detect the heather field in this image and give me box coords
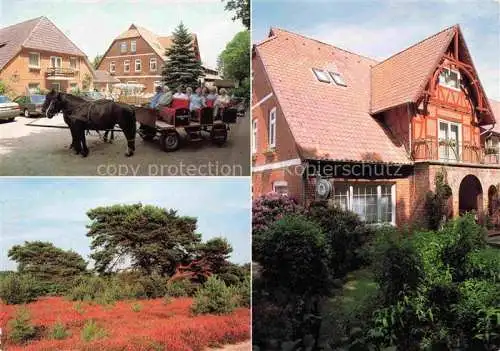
[0,297,250,351]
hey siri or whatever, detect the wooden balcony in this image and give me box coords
[45,67,76,79]
[412,138,500,165]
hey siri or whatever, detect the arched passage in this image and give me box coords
[459,175,483,216]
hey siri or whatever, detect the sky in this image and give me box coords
[252,0,500,101]
[0,0,245,69]
[0,178,251,271]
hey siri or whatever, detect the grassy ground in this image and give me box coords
[320,268,379,347]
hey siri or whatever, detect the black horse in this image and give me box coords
[42,91,136,157]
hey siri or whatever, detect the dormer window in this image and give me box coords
[312,68,330,83]
[439,68,460,90]
[120,42,127,54]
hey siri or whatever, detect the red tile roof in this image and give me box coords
[0,16,86,71]
[255,28,410,164]
[371,26,456,114]
[114,24,199,62]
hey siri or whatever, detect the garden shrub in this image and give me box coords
[8,306,38,344]
[252,193,304,262]
[81,319,107,342]
[425,169,453,230]
[466,248,500,281]
[0,273,40,305]
[373,236,423,304]
[191,276,236,315]
[307,201,375,278]
[258,215,331,296]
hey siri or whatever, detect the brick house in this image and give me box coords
[0,16,94,95]
[252,25,499,229]
[97,24,201,93]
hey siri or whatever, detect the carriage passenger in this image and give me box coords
[186,87,193,99]
[189,87,205,111]
[149,86,164,109]
[204,87,218,107]
[173,86,188,100]
[214,88,230,117]
[158,86,173,107]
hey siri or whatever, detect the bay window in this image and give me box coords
[332,183,395,224]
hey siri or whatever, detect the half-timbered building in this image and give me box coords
[252,25,499,230]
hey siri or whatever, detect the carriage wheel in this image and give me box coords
[211,126,227,146]
[160,131,180,152]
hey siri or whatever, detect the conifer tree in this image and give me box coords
[162,22,203,90]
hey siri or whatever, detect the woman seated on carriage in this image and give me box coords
[173,85,189,100]
[149,85,165,109]
[157,86,173,108]
[204,87,218,108]
[214,88,230,118]
[189,87,205,112]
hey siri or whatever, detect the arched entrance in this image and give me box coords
[458,175,483,216]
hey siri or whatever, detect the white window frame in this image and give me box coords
[124,60,130,73]
[110,61,116,73]
[50,56,62,68]
[438,119,462,162]
[333,183,396,225]
[439,67,461,91]
[51,82,61,91]
[485,136,500,155]
[268,107,276,149]
[28,52,40,68]
[149,58,157,72]
[312,68,331,83]
[272,180,289,196]
[120,42,127,54]
[130,40,137,53]
[329,71,347,87]
[69,57,78,70]
[252,119,258,154]
[135,59,142,72]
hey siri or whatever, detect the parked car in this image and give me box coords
[81,91,109,101]
[0,95,20,121]
[14,94,46,117]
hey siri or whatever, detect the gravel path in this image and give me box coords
[0,112,249,176]
[210,341,251,351]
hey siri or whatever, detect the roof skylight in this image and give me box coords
[329,71,347,86]
[312,68,330,83]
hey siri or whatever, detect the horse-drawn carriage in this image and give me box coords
[135,98,238,152]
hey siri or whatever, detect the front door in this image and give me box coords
[51,82,61,92]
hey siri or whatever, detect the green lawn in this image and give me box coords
[320,269,379,347]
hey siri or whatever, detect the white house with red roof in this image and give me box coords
[252,25,499,229]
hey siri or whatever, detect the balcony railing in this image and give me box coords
[45,67,75,78]
[412,138,500,165]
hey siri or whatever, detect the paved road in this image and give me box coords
[0,112,250,176]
